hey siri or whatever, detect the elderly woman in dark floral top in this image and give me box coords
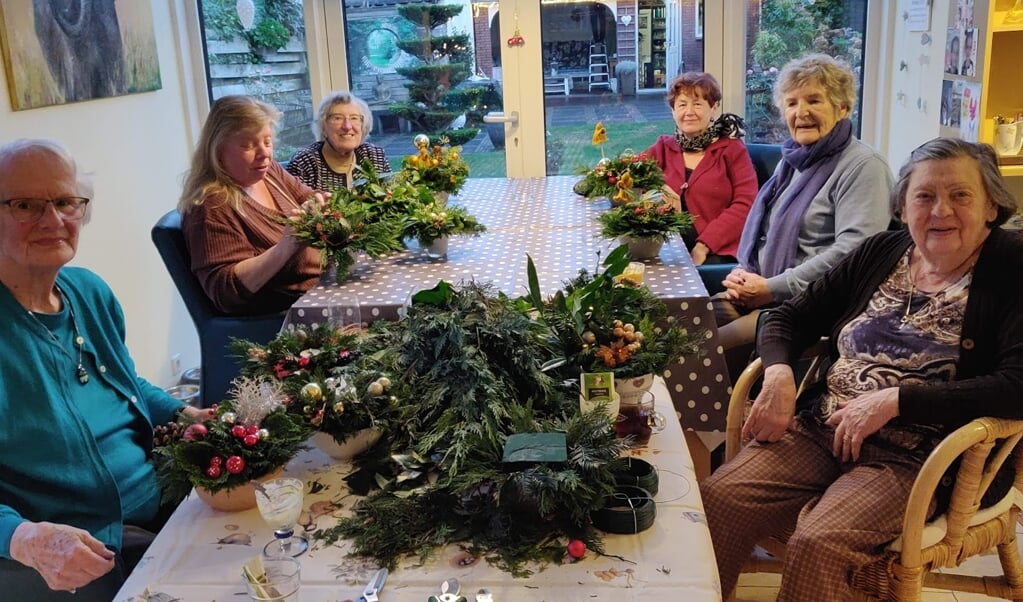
[287,91,391,191]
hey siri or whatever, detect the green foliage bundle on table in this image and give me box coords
[597,193,694,243]
[154,377,310,503]
[231,324,395,446]
[573,150,665,204]
[401,201,487,245]
[314,281,629,575]
[522,245,701,380]
[395,135,471,195]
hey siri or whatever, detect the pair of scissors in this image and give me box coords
[359,568,389,602]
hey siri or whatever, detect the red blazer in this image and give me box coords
[645,135,757,258]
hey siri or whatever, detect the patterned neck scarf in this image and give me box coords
[675,113,746,152]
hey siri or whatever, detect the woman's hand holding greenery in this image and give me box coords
[402,202,487,245]
[598,193,694,243]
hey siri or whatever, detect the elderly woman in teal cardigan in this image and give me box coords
[0,139,210,600]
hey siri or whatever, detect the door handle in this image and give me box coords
[483,111,519,126]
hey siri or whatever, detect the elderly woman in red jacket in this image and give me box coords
[645,72,758,266]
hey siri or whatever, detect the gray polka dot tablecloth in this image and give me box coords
[290,176,732,432]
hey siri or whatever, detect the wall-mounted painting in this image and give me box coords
[0,0,162,111]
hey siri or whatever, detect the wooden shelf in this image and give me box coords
[998,164,1023,177]
[991,10,1023,32]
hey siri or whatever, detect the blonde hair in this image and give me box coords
[178,95,281,214]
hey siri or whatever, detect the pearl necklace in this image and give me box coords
[27,286,90,385]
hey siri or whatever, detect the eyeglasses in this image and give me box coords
[0,197,90,222]
[326,113,364,125]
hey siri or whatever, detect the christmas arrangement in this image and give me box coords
[231,324,396,448]
[283,190,404,282]
[396,134,471,195]
[312,280,629,575]
[523,245,701,380]
[153,377,310,503]
[573,123,665,204]
[597,192,694,243]
[401,201,487,246]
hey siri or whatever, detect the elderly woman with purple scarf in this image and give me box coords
[713,54,893,374]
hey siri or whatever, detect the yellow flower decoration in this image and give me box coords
[612,171,635,204]
[591,122,608,146]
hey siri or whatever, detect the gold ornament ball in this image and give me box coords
[414,134,431,149]
[367,381,385,396]
[377,376,392,389]
[300,382,324,403]
[333,402,345,414]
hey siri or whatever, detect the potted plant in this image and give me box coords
[401,201,486,258]
[232,324,396,461]
[523,245,699,386]
[573,124,665,204]
[597,193,694,260]
[154,377,310,511]
[395,135,471,202]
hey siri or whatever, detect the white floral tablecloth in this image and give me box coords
[289,176,732,432]
[116,379,721,602]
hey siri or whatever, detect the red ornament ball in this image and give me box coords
[247,425,259,435]
[183,423,208,441]
[231,425,247,438]
[225,455,245,475]
[567,539,586,559]
[243,434,259,447]
[205,464,222,478]
[209,456,223,466]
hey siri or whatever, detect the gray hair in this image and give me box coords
[891,137,1018,227]
[773,53,857,114]
[314,91,373,140]
[0,138,93,222]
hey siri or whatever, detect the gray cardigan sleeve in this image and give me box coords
[766,141,894,301]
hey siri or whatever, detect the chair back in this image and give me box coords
[746,143,783,189]
[151,210,285,407]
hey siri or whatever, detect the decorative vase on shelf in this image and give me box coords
[424,235,449,259]
[621,236,664,260]
[194,467,286,512]
[310,429,381,462]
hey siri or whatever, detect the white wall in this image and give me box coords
[0,0,200,388]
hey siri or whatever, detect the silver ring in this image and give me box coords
[70,588,77,594]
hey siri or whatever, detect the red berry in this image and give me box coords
[246,425,259,435]
[183,423,208,441]
[209,456,223,466]
[567,539,586,559]
[243,434,259,447]
[205,464,222,478]
[225,455,245,475]
[231,425,246,438]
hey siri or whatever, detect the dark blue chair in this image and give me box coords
[696,143,783,295]
[151,211,286,407]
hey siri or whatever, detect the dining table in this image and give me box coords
[115,378,721,601]
[288,176,732,437]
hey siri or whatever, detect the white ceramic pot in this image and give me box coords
[194,467,285,512]
[311,429,381,462]
[620,236,664,260]
[424,235,450,259]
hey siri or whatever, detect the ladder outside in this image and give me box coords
[588,42,610,92]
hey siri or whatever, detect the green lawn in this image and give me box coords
[386,119,675,178]
[454,120,675,177]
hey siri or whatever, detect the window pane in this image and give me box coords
[200,0,314,163]
[744,0,869,143]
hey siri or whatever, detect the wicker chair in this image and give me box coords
[724,346,1023,602]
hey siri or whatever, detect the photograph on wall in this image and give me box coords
[0,0,162,111]
[940,79,955,127]
[960,28,977,77]
[960,81,981,142]
[949,80,963,129]
[944,28,961,75]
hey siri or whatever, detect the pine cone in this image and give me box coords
[153,421,185,448]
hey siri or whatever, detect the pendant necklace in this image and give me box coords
[901,251,975,327]
[27,286,90,385]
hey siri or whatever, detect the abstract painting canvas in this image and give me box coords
[0,0,162,110]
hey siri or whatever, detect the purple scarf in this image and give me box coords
[737,119,853,278]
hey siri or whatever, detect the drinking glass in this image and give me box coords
[328,293,361,333]
[255,478,308,557]
[242,556,301,601]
